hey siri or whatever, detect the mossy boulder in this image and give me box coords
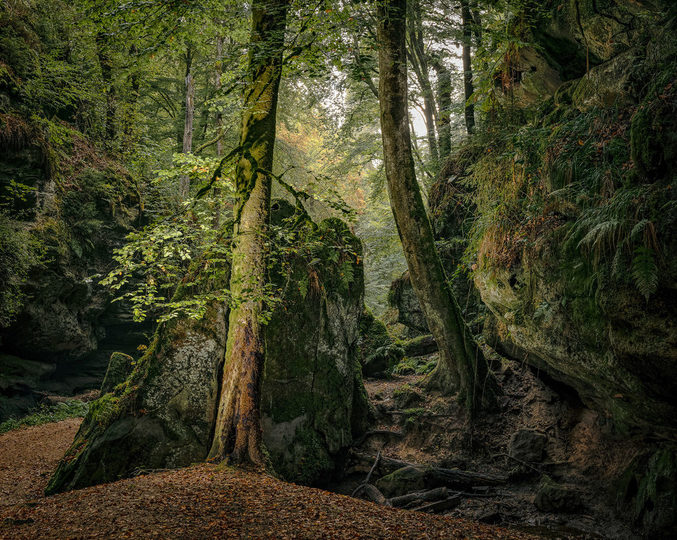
[376,466,429,498]
[46,302,227,494]
[388,271,428,336]
[47,215,369,493]
[261,218,370,484]
[357,308,403,378]
[99,352,134,395]
[534,476,582,513]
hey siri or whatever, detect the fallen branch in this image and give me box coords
[389,487,448,508]
[411,495,462,514]
[348,450,420,477]
[351,450,383,500]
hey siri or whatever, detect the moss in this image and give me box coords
[402,407,427,428]
[86,392,121,427]
[358,308,392,359]
[392,384,423,409]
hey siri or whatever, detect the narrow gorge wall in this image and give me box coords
[428,1,676,533]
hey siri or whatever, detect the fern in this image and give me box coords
[631,246,658,301]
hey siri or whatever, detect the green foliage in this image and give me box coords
[0,400,89,434]
[0,212,43,326]
[101,194,232,322]
[392,356,437,376]
[631,246,658,301]
[461,95,672,302]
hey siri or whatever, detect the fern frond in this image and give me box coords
[631,246,658,301]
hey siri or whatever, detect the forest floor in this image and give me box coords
[0,420,542,539]
[334,351,639,540]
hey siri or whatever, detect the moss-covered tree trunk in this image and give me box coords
[208,0,288,465]
[432,59,451,162]
[377,0,497,411]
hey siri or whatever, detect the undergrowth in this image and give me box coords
[0,400,89,434]
[459,96,674,301]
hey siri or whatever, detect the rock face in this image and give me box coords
[0,119,149,422]
[357,309,403,378]
[388,272,428,336]
[0,13,150,419]
[508,429,547,464]
[427,1,677,535]
[47,216,369,493]
[262,218,370,484]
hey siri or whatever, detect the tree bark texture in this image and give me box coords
[377,0,496,410]
[208,0,289,465]
[179,45,195,199]
[460,0,476,134]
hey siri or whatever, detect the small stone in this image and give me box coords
[508,428,547,463]
[534,476,582,513]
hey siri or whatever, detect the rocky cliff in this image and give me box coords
[0,4,149,421]
[428,0,676,534]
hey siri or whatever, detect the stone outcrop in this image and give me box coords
[428,1,676,535]
[46,215,369,493]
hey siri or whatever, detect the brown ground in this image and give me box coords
[349,359,637,539]
[0,420,540,539]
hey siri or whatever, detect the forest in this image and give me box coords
[0,0,676,538]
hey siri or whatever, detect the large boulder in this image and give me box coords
[45,302,227,494]
[388,272,428,336]
[46,215,369,493]
[261,218,370,484]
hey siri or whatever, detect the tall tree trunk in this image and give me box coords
[460,0,475,135]
[377,0,497,411]
[122,45,140,154]
[406,0,438,168]
[179,45,195,199]
[215,36,225,157]
[208,0,289,465]
[432,58,452,162]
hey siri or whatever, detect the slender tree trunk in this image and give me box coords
[406,0,438,167]
[179,45,195,199]
[377,0,497,411]
[212,36,226,228]
[215,36,225,157]
[460,0,475,135]
[432,59,452,162]
[121,45,140,154]
[208,0,289,465]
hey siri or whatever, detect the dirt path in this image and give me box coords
[0,418,81,507]
[0,420,541,539]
